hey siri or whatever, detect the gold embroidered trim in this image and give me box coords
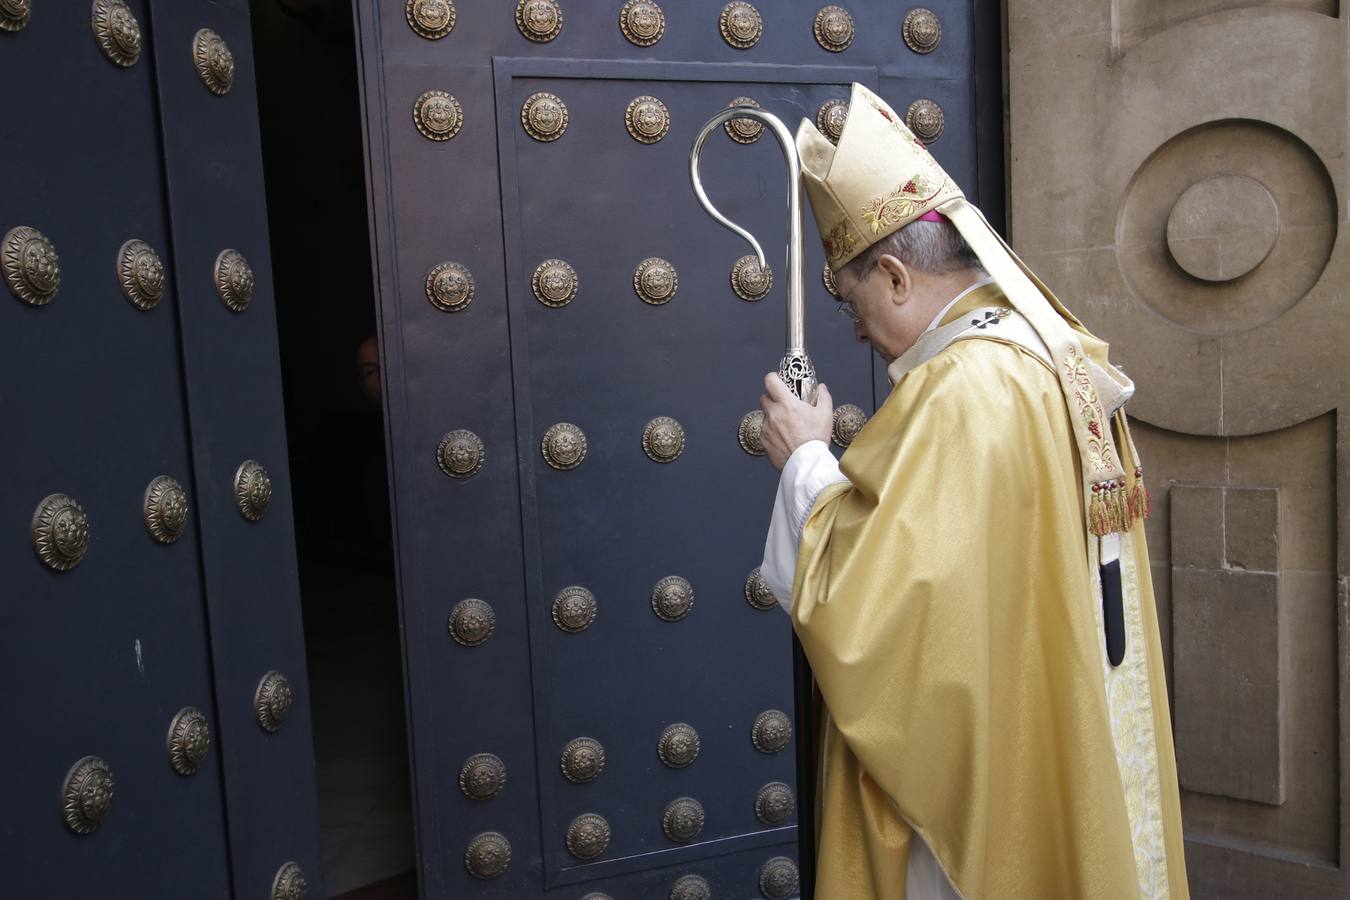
[1062,349,1114,468]
[860,175,943,235]
[1107,532,1172,899]
[1063,350,1143,536]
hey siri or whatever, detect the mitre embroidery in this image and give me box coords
[860,175,943,235]
[822,221,858,263]
[862,91,925,149]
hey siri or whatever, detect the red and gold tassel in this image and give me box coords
[1089,481,1112,537]
[1090,478,1139,535]
[1128,466,1151,523]
[1110,480,1127,532]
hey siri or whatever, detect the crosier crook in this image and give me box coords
[690,105,819,405]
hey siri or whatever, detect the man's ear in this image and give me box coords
[876,253,912,306]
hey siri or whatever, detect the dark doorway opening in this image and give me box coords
[251,2,416,897]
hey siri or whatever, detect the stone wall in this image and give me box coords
[1007,3,1349,896]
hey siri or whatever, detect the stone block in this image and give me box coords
[1170,484,1224,569]
[1224,487,1279,573]
[1171,567,1285,806]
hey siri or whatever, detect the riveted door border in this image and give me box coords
[147,1,324,895]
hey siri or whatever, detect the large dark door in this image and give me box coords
[354,2,1002,897]
[1,1,322,896]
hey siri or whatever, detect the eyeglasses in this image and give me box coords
[833,266,874,325]
[834,300,861,324]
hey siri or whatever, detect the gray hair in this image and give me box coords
[842,219,985,281]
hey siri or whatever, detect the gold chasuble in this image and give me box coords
[788,84,1189,898]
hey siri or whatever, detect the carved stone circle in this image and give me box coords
[724,96,764,144]
[731,254,773,301]
[437,430,485,479]
[634,256,678,305]
[1166,174,1279,282]
[719,1,763,49]
[532,258,579,307]
[832,403,868,447]
[31,493,90,572]
[902,7,942,54]
[651,574,694,622]
[515,0,562,42]
[459,752,506,800]
[755,781,795,825]
[552,585,597,633]
[642,416,686,463]
[662,797,706,843]
[541,422,587,470]
[144,475,190,544]
[1117,121,1333,341]
[413,90,463,141]
[405,0,456,39]
[254,670,294,733]
[3,225,61,306]
[425,261,474,312]
[92,0,143,67]
[448,598,496,646]
[167,706,212,775]
[566,812,611,860]
[657,722,701,768]
[214,248,255,313]
[738,409,766,456]
[626,95,671,144]
[813,5,855,52]
[192,28,235,96]
[620,0,665,46]
[522,91,569,142]
[744,567,777,610]
[270,862,308,900]
[816,98,848,144]
[905,98,945,144]
[62,756,114,834]
[234,460,272,521]
[752,709,792,753]
[759,856,800,900]
[465,831,512,879]
[117,239,166,310]
[670,874,711,900]
[560,736,605,783]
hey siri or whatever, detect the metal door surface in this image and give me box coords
[1,1,323,896]
[354,2,1002,896]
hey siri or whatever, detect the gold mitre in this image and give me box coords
[797,82,1151,537]
[797,82,963,271]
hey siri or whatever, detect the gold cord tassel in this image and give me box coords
[1128,466,1151,523]
[1114,411,1152,528]
[1090,482,1111,537]
[1088,479,1135,534]
[1110,482,1127,533]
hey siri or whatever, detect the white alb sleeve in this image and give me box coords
[760,440,849,612]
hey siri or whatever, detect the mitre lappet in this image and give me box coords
[796,82,1149,538]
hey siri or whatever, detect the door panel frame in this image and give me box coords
[495,56,876,891]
